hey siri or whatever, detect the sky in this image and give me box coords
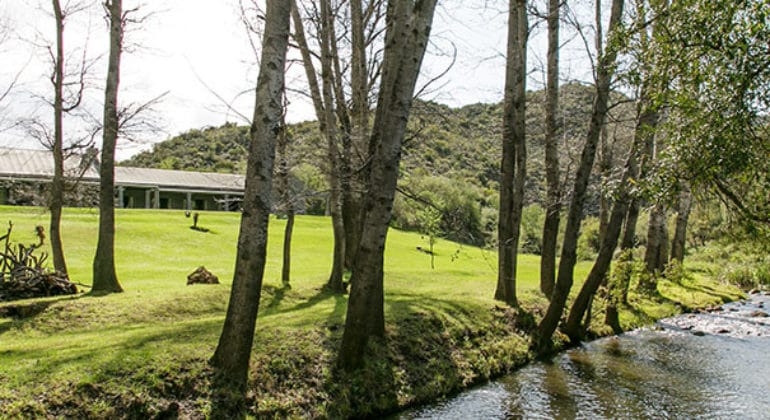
[0,0,600,160]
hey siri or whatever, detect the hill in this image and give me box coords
[122,83,636,244]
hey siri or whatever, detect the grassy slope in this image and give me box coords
[0,206,743,418]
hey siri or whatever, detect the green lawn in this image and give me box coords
[0,206,743,418]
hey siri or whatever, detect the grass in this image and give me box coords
[0,206,744,418]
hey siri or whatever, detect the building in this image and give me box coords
[0,147,245,211]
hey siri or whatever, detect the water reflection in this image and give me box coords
[400,293,770,419]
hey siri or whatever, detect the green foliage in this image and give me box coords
[576,216,601,261]
[650,0,770,236]
[519,204,545,255]
[393,174,484,245]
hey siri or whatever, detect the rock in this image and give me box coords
[749,289,760,295]
[749,310,769,318]
[717,329,730,334]
[186,266,219,285]
[692,330,706,336]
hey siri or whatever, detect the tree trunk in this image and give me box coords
[277,118,293,287]
[495,0,528,307]
[540,0,560,299]
[50,0,67,276]
[645,203,669,273]
[562,126,643,342]
[670,181,692,262]
[320,0,346,292]
[282,210,294,286]
[338,0,438,371]
[534,0,625,354]
[92,0,124,294]
[343,0,370,269]
[210,0,290,389]
[291,0,345,292]
[615,83,660,303]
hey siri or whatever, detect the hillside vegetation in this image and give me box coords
[122,84,635,245]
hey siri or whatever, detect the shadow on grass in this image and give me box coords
[673,280,739,304]
[322,292,529,418]
[0,294,87,335]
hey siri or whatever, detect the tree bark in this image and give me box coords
[210,0,290,389]
[343,0,370,269]
[495,0,528,307]
[338,0,438,371]
[319,0,346,292]
[670,181,692,262]
[50,0,67,276]
[534,0,625,354]
[277,119,293,287]
[282,210,294,286]
[644,202,669,271]
[540,0,560,299]
[92,0,124,294]
[562,122,643,342]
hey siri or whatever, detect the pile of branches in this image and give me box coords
[0,222,78,302]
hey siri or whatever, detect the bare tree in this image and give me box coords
[495,0,528,307]
[210,0,291,389]
[91,0,125,293]
[534,0,625,354]
[540,0,560,298]
[338,0,438,370]
[290,0,346,292]
[25,1,96,276]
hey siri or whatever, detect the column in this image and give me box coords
[186,192,192,211]
[117,186,125,208]
[145,189,151,209]
[154,188,160,209]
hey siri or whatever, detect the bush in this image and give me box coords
[721,265,758,289]
[519,204,545,255]
[392,175,484,246]
[576,217,601,261]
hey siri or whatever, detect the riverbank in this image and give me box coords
[398,290,770,419]
[0,207,745,418]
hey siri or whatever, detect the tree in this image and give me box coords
[539,0,560,298]
[290,0,345,292]
[338,0,438,370]
[534,0,625,353]
[26,1,96,277]
[653,0,770,241]
[92,0,125,294]
[210,0,291,389]
[276,115,294,287]
[495,0,528,307]
[670,181,692,262]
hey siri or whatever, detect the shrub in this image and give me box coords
[576,217,601,261]
[519,204,545,255]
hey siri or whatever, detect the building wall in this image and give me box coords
[120,187,232,211]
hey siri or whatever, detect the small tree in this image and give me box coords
[417,204,442,269]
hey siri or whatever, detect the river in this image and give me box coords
[398,291,770,419]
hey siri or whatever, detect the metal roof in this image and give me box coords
[0,147,99,180]
[0,147,245,193]
[115,167,244,192]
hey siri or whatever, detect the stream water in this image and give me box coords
[398,291,770,419]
